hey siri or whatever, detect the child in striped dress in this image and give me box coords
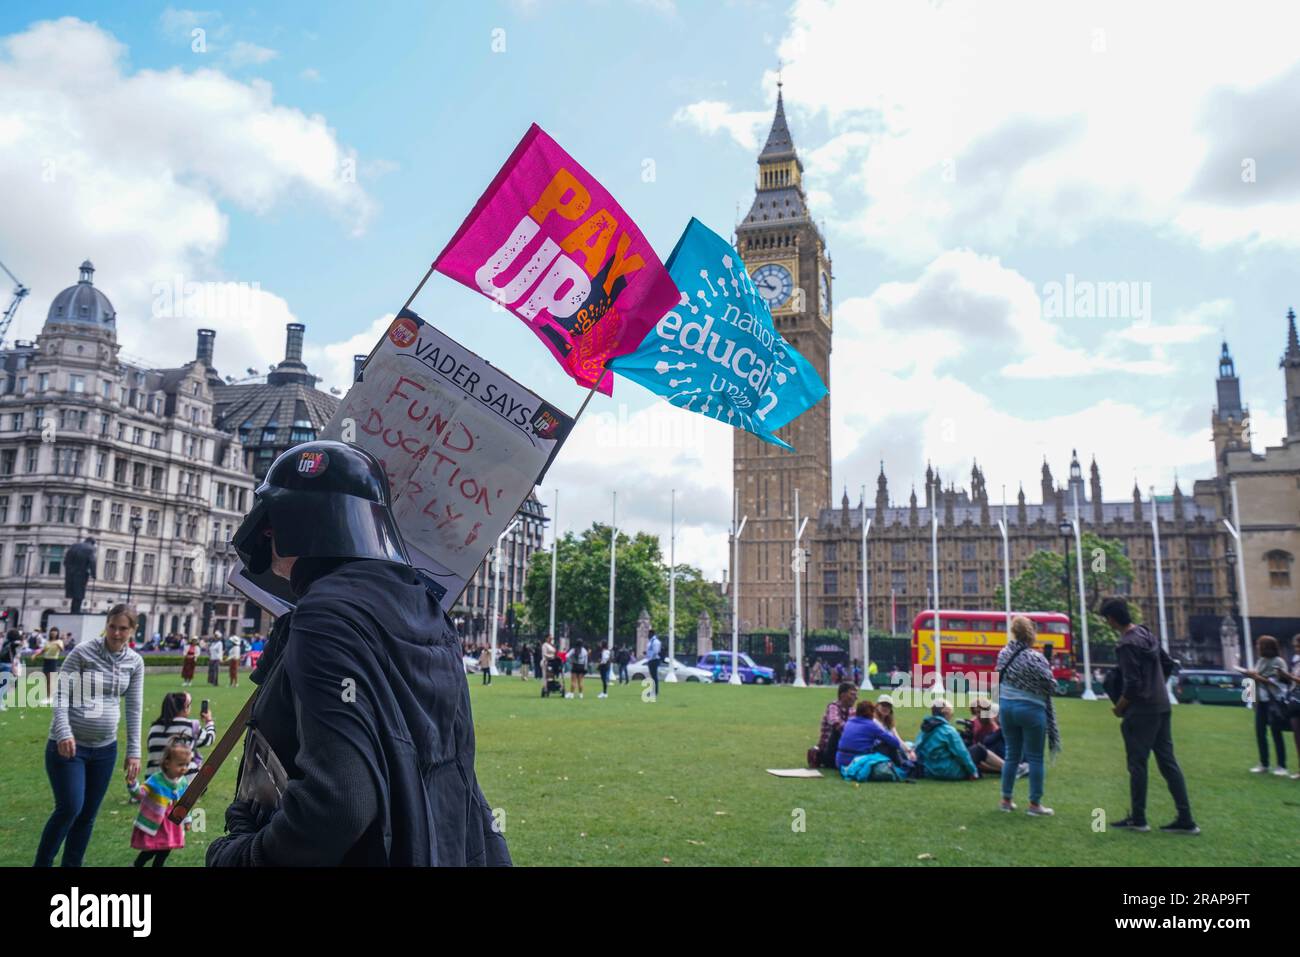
[130,738,192,867]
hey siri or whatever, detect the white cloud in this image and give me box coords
[680,0,1300,263]
[0,17,375,379]
[226,40,278,68]
[300,67,322,82]
[672,100,770,152]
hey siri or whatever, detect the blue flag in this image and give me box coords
[609,218,827,451]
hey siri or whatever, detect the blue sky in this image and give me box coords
[3,1,1297,575]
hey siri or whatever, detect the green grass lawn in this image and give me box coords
[3,671,1297,866]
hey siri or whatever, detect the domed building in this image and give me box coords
[0,261,256,640]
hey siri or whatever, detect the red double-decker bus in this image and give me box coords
[911,610,1074,684]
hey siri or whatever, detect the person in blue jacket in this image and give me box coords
[835,699,903,769]
[914,700,980,781]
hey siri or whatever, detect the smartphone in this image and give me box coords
[201,699,210,714]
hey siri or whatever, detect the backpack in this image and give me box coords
[867,759,905,783]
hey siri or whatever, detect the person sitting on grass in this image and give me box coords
[808,682,858,769]
[914,701,980,781]
[873,695,917,762]
[836,699,904,769]
[970,699,1004,759]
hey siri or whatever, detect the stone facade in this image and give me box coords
[0,262,257,638]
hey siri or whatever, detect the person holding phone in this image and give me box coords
[1239,636,1292,776]
[140,691,215,781]
[35,605,144,866]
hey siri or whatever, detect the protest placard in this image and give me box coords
[322,310,573,609]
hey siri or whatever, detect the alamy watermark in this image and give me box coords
[1041,274,1151,322]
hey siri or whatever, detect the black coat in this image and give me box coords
[206,559,510,866]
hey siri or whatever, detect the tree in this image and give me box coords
[994,533,1141,646]
[522,523,666,644]
[650,564,726,641]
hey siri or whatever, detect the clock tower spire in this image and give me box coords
[731,85,834,633]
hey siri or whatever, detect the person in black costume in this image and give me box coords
[206,440,510,866]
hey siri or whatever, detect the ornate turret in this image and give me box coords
[1282,308,1300,444]
[1132,481,1143,522]
[1040,458,1054,505]
[909,486,918,526]
[875,462,889,514]
[1213,340,1250,465]
[1090,456,1104,525]
[1017,484,1027,525]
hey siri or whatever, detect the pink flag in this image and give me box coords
[433,124,679,395]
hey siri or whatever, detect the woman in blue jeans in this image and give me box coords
[35,605,144,866]
[995,616,1062,817]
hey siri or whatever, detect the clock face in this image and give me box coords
[751,263,794,310]
[819,271,831,318]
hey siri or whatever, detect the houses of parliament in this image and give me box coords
[732,92,1300,666]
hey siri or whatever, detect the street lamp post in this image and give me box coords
[1058,515,1073,641]
[126,516,143,603]
[489,517,520,677]
[19,545,32,629]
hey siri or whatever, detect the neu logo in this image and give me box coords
[297,451,329,476]
[388,315,419,348]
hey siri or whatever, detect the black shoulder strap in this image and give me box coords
[999,644,1029,680]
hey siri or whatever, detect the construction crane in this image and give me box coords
[0,258,30,349]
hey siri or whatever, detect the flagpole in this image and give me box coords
[548,488,559,642]
[1148,485,1174,706]
[999,486,1011,645]
[666,488,678,681]
[401,263,437,313]
[607,491,617,657]
[931,478,943,695]
[730,490,747,686]
[860,484,872,690]
[1073,486,1097,701]
[793,488,809,688]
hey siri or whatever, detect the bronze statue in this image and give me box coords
[63,538,96,614]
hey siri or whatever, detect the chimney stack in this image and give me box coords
[196,328,216,366]
[284,323,305,364]
[353,354,367,383]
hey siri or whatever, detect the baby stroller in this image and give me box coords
[542,657,564,698]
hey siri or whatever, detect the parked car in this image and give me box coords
[627,656,713,683]
[696,650,776,684]
[1173,669,1247,705]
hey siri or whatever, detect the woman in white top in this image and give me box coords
[597,641,612,699]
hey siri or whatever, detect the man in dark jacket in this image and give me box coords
[1101,598,1198,836]
[207,440,510,866]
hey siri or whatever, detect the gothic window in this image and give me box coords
[962,570,979,594]
[823,570,838,594]
[1266,551,1293,589]
[891,542,906,561]
[824,542,837,562]
[960,542,976,560]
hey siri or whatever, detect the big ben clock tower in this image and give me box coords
[732,84,833,633]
